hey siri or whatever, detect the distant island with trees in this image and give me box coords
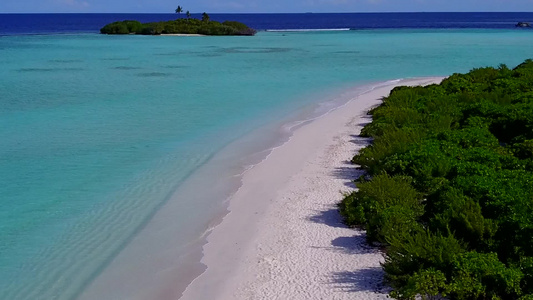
[100,7,256,36]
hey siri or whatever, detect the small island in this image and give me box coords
[100,16,257,36]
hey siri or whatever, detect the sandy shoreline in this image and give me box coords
[159,33,205,36]
[180,77,445,300]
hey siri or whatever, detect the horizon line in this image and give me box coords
[1,11,533,14]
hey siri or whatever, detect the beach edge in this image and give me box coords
[180,77,445,300]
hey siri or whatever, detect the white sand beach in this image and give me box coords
[160,33,205,36]
[180,77,445,300]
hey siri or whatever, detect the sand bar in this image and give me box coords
[180,77,445,300]
[160,33,205,36]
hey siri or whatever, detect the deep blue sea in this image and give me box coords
[1,12,533,300]
[1,12,533,35]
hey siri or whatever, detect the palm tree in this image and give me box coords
[202,12,209,22]
[175,5,183,15]
[186,10,191,19]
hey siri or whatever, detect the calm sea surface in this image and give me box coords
[1,13,533,300]
[1,12,533,35]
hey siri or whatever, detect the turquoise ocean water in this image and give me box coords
[2,29,533,299]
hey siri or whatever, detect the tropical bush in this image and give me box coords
[340,59,533,299]
[100,18,256,36]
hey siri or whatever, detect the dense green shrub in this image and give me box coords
[449,252,523,299]
[391,268,449,300]
[339,174,423,243]
[100,18,256,36]
[340,59,533,299]
[99,21,129,34]
[99,20,143,34]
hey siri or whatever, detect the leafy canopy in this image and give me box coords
[340,59,533,299]
[100,18,256,36]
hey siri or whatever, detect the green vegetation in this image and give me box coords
[339,59,533,299]
[100,18,256,36]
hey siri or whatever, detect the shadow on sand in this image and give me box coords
[332,166,364,188]
[331,234,376,255]
[308,208,346,228]
[349,134,372,147]
[329,267,387,293]
[307,128,388,295]
[330,134,370,188]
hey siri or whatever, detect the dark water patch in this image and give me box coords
[113,66,142,70]
[155,51,198,56]
[18,67,84,72]
[136,72,171,77]
[333,50,361,54]
[18,67,56,72]
[196,53,223,57]
[49,59,83,63]
[156,50,203,56]
[361,53,436,60]
[63,67,84,71]
[102,57,129,61]
[162,65,189,69]
[155,52,179,56]
[221,47,292,54]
